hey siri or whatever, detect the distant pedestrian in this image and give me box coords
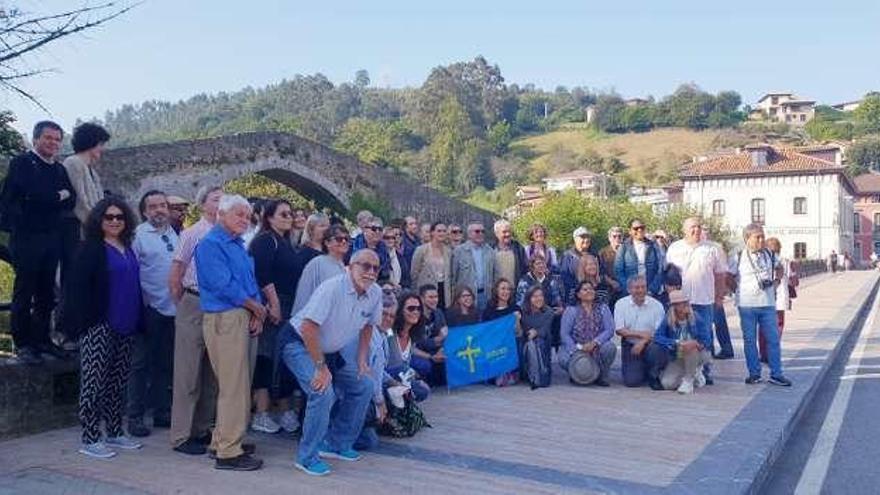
[828,250,839,273]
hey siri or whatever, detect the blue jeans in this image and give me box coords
[282,340,373,466]
[712,304,734,356]
[738,306,783,378]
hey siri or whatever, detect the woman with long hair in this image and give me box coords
[571,254,610,306]
[483,278,520,386]
[391,292,432,399]
[410,222,452,308]
[520,285,555,389]
[65,197,144,458]
[248,199,301,434]
[649,290,712,394]
[559,280,617,387]
[445,285,480,327]
[298,212,329,261]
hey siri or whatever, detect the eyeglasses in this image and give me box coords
[472,229,484,234]
[160,234,174,252]
[450,229,462,234]
[383,235,398,240]
[103,214,125,222]
[404,305,422,313]
[367,226,383,232]
[353,261,381,274]
[278,211,292,219]
[461,293,474,299]
[632,226,646,231]
[610,234,622,238]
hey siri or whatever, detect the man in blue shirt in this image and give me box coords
[127,190,179,438]
[280,249,382,477]
[195,194,266,471]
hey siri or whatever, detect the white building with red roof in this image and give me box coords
[680,143,854,260]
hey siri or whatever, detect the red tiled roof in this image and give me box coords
[680,147,844,179]
[853,173,880,194]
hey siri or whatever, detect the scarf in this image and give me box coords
[572,304,605,343]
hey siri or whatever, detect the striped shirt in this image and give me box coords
[173,217,213,290]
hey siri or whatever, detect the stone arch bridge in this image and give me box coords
[99,132,497,227]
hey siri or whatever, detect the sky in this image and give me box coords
[3,0,879,134]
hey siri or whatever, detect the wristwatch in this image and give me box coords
[576,343,584,351]
[314,359,326,368]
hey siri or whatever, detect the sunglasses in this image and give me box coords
[161,234,174,252]
[354,261,381,274]
[461,293,474,299]
[278,211,292,219]
[404,305,422,313]
[450,229,462,234]
[383,235,398,240]
[632,226,645,231]
[103,214,125,222]
[333,236,350,244]
[472,229,484,234]
[367,226,383,232]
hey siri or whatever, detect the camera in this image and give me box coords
[760,279,775,290]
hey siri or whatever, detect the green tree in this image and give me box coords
[487,120,513,154]
[333,118,411,169]
[853,95,880,134]
[428,97,474,190]
[592,94,626,132]
[848,137,880,176]
[0,111,24,158]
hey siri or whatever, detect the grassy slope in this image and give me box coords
[510,125,733,183]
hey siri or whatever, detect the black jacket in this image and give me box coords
[0,151,75,233]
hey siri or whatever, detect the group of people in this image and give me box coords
[1,120,797,477]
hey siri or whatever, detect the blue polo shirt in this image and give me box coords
[194,224,261,313]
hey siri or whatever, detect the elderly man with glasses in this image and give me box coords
[348,215,391,284]
[451,222,496,312]
[280,249,383,477]
[127,190,179,438]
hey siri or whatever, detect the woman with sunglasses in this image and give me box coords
[248,199,301,434]
[291,224,350,317]
[445,285,481,327]
[390,292,431,401]
[64,197,144,458]
[411,222,452,308]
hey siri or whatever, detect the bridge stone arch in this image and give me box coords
[99,132,497,227]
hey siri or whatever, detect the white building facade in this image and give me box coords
[681,145,854,260]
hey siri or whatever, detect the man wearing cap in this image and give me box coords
[560,226,595,305]
[451,222,495,312]
[663,217,727,383]
[614,275,665,387]
[645,290,712,394]
[615,219,665,301]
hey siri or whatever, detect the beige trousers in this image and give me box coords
[203,308,256,459]
[661,349,712,390]
[169,292,218,447]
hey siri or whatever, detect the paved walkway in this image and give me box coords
[0,271,876,495]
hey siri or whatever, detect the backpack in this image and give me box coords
[378,392,430,438]
[523,338,551,389]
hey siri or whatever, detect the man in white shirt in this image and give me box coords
[665,217,728,384]
[614,275,665,387]
[732,223,791,386]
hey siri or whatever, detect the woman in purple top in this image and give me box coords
[63,197,143,459]
[559,280,617,387]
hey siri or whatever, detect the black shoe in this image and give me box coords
[593,379,610,387]
[704,373,715,386]
[714,351,734,360]
[152,416,171,428]
[768,375,792,387]
[745,375,763,385]
[14,347,43,365]
[208,443,256,459]
[193,432,213,445]
[173,438,207,455]
[648,378,664,391]
[128,417,151,438]
[36,342,69,360]
[215,453,263,471]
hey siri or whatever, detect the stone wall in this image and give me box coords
[0,360,80,440]
[99,132,497,227]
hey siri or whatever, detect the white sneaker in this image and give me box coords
[105,435,143,450]
[278,410,300,433]
[79,441,117,459]
[251,412,281,434]
[694,370,707,388]
[677,378,695,395]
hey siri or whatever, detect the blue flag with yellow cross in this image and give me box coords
[444,313,520,388]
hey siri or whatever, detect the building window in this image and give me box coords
[874,213,880,233]
[712,199,725,217]
[854,212,861,233]
[855,241,861,260]
[872,195,880,203]
[751,198,766,224]
[794,242,807,259]
[771,96,778,105]
[793,197,807,215]
[785,115,792,122]
[800,114,806,122]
